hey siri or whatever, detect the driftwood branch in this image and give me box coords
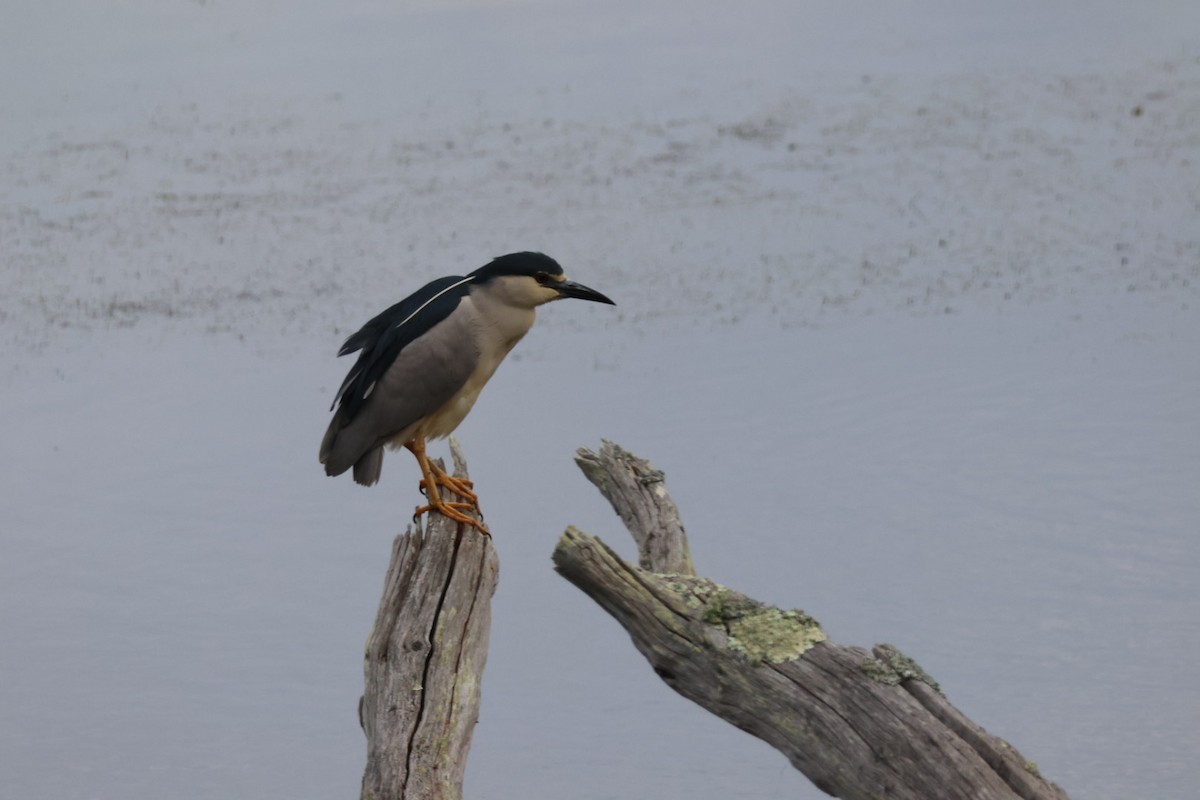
[574,444,693,574]
[360,439,497,800]
[554,440,1069,800]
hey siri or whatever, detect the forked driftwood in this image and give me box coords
[553,441,1070,800]
[360,440,497,800]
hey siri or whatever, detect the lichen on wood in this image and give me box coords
[556,441,1071,800]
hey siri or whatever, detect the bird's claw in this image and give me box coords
[413,500,490,535]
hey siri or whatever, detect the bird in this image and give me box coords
[320,251,615,534]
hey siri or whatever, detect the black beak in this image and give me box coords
[555,280,615,305]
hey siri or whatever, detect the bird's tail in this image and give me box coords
[318,413,343,471]
[352,448,383,486]
[320,412,384,486]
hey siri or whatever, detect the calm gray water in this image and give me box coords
[2,2,1198,798]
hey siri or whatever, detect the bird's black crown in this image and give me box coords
[469,251,563,283]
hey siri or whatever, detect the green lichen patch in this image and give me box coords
[863,643,942,693]
[698,585,762,624]
[860,658,903,685]
[660,579,825,664]
[660,575,729,611]
[725,607,827,665]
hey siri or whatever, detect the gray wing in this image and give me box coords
[320,313,479,476]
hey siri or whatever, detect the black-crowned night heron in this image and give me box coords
[320,251,614,533]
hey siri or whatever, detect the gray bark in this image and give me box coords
[554,440,1070,800]
[360,439,498,800]
[573,442,693,574]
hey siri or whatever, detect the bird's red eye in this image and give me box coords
[535,272,551,285]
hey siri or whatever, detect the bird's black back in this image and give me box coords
[330,274,472,420]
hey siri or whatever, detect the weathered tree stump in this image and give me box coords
[554,440,1070,800]
[360,440,497,800]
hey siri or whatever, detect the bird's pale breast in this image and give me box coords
[418,295,535,440]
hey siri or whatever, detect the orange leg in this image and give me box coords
[405,438,489,535]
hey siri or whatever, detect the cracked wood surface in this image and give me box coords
[360,442,497,800]
[554,440,1070,800]
[573,442,693,575]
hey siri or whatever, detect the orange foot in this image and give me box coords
[406,436,490,535]
[421,465,478,506]
[413,497,489,534]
